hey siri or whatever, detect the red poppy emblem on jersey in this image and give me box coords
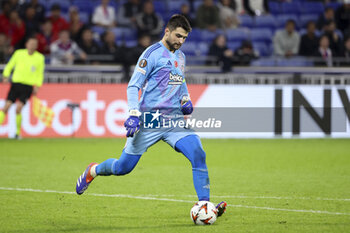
[174,61,178,68]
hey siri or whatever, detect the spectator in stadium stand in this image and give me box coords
[50,30,87,65]
[47,4,69,42]
[339,37,350,66]
[206,34,233,72]
[322,20,343,56]
[335,1,350,37]
[123,34,152,81]
[69,7,87,43]
[313,34,333,67]
[273,19,300,57]
[36,20,54,54]
[78,28,101,64]
[316,7,335,30]
[243,0,269,16]
[234,0,244,15]
[100,30,121,63]
[135,0,164,41]
[9,0,20,12]
[0,1,11,36]
[218,0,240,30]
[117,0,142,28]
[233,40,259,66]
[8,10,26,50]
[23,6,41,38]
[180,3,195,28]
[0,33,11,63]
[195,0,221,31]
[92,0,116,28]
[126,34,152,64]
[19,0,46,23]
[299,21,319,57]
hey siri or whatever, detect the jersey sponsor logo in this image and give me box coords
[168,73,184,85]
[139,59,147,68]
[144,110,162,129]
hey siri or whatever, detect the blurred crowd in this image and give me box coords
[0,0,349,74]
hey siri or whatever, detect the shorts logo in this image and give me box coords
[168,73,184,85]
[139,59,147,68]
[144,110,162,128]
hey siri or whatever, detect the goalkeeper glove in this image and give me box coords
[124,110,141,137]
[181,96,193,115]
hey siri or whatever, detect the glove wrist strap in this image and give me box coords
[129,109,141,117]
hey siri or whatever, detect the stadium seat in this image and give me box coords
[186,28,201,41]
[125,40,138,48]
[335,29,344,40]
[197,42,209,56]
[227,42,241,52]
[168,0,188,12]
[325,2,341,10]
[252,42,270,56]
[153,1,166,14]
[250,28,273,43]
[299,14,319,28]
[79,12,90,24]
[281,2,301,15]
[193,0,203,11]
[201,29,224,42]
[301,2,325,15]
[225,28,250,42]
[254,15,277,30]
[250,58,276,66]
[73,0,93,13]
[276,14,300,29]
[180,42,198,56]
[277,57,313,67]
[268,2,281,15]
[92,26,105,35]
[122,28,137,40]
[238,15,254,28]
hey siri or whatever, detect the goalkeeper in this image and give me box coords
[75,15,226,217]
[0,37,45,138]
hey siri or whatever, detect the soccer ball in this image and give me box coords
[190,201,217,225]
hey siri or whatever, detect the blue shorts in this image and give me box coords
[124,126,197,155]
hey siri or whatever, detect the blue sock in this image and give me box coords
[175,135,210,201]
[96,151,141,176]
[96,158,117,176]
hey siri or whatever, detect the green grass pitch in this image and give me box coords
[0,138,349,233]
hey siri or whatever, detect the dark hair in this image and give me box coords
[26,36,38,42]
[166,14,192,33]
[320,34,329,41]
[51,3,61,11]
[306,20,315,28]
[286,19,296,26]
[325,7,334,12]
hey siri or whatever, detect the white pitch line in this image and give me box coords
[141,194,350,202]
[0,187,349,216]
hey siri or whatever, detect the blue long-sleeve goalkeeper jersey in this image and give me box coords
[127,41,189,115]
